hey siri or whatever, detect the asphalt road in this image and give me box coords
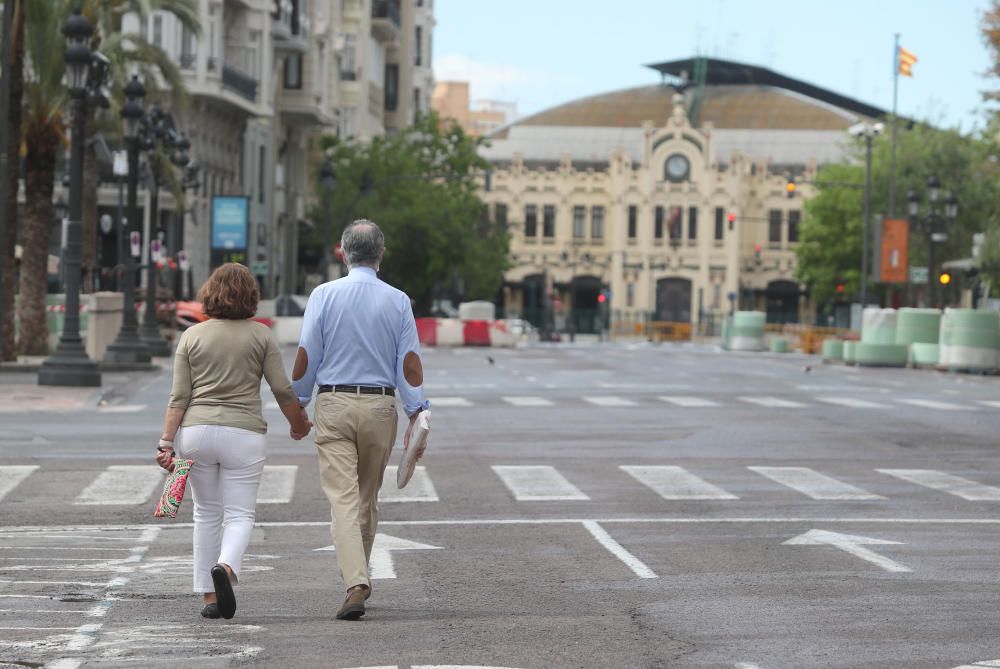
[1,341,1000,668]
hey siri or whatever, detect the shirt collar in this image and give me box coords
[348,266,378,281]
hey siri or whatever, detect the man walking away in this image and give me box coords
[292,220,430,620]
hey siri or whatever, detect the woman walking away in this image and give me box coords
[156,263,312,620]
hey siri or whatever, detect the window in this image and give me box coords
[525,205,537,237]
[714,207,724,241]
[687,206,698,241]
[151,14,163,48]
[413,87,421,118]
[415,26,423,66]
[284,53,303,89]
[341,33,357,79]
[627,283,635,308]
[769,209,782,244]
[384,64,399,111]
[668,206,682,242]
[591,206,604,239]
[495,203,508,228]
[788,210,801,243]
[180,25,196,69]
[339,106,357,139]
[258,146,267,205]
[543,205,555,238]
[573,206,586,238]
[627,205,637,239]
[654,206,664,239]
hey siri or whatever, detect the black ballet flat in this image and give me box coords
[201,603,221,619]
[211,564,237,619]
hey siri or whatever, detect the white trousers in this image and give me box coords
[175,424,265,593]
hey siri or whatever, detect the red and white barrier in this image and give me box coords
[416,318,516,348]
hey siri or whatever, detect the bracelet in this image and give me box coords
[158,439,174,449]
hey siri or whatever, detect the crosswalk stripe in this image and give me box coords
[257,466,298,504]
[748,466,884,500]
[502,396,555,407]
[381,466,439,502]
[659,396,721,407]
[876,469,1000,501]
[815,397,891,409]
[620,466,738,500]
[491,465,590,501]
[896,399,970,411]
[96,405,147,413]
[583,396,637,407]
[738,397,808,408]
[432,397,473,407]
[73,466,164,506]
[978,400,1000,409]
[0,466,38,502]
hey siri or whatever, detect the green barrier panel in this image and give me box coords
[939,309,1000,349]
[731,311,765,337]
[855,342,908,367]
[843,340,857,364]
[910,343,939,367]
[896,308,941,345]
[821,339,843,362]
[770,339,788,353]
[861,308,897,345]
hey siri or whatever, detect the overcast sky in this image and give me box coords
[432,0,993,132]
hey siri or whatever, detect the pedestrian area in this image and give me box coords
[3,462,1000,508]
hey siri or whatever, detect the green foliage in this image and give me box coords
[796,120,1000,306]
[309,114,509,313]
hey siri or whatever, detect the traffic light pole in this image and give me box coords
[860,134,873,310]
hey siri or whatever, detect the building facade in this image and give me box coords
[431,81,514,136]
[480,57,885,332]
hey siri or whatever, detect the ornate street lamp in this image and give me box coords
[907,176,959,306]
[39,8,103,387]
[105,75,151,364]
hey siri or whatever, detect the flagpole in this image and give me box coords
[889,33,900,217]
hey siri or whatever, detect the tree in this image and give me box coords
[796,121,1000,311]
[310,114,509,314]
[0,0,24,361]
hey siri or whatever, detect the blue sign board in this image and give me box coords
[211,196,249,250]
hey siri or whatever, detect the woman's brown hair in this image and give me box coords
[197,263,259,320]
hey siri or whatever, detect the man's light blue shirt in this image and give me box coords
[292,267,429,416]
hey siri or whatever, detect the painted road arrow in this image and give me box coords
[315,533,442,579]
[783,529,911,573]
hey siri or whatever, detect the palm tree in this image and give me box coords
[0,0,24,361]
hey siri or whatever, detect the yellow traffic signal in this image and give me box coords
[939,272,952,286]
[786,179,797,198]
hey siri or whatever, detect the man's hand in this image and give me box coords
[290,406,312,440]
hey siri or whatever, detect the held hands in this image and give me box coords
[290,406,313,441]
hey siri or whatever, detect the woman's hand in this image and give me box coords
[289,406,312,440]
[155,446,174,471]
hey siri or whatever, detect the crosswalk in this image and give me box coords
[4,463,1000,509]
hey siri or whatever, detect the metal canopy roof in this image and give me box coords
[646,57,887,121]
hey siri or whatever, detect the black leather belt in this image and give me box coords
[318,384,395,397]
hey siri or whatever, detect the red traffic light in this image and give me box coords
[754,243,762,253]
[597,293,607,304]
[836,283,845,293]
[727,212,736,223]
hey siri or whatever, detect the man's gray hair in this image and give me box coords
[341,219,385,267]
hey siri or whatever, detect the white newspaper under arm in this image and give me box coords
[396,410,431,488]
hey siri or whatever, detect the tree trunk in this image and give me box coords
[17,123,58,357]
[81,139,98,293]
[1,0,23,362]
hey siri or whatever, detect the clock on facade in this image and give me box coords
[665,153,690,182]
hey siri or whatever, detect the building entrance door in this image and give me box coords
[656,277,692,322]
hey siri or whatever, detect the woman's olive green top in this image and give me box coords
[168,319,297,434]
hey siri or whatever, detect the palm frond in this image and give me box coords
[149,0,200,36]
[103,32,188,111]
[23,0,73,131]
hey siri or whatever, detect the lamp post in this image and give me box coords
[39,8,104,387]
[847,121,884,309]
[105,75,151,363]
[907,176,959,307]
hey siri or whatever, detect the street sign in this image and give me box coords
[909,266,928,283]
[250,260,270,275]
[130,231,141,258]
[177,250,190,272]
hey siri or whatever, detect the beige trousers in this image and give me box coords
[314,391,398,590]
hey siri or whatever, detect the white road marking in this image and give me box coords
[735,663,763,669]
[73,467,164,506]
[784,529,911,573]
[315,533,441,579]
[0,465,38,502]
[978,401,1000,409]
[659,396,721,407]
[381,466,439,502]
[621,465,738,500]
[738,397,808,408]
[491,466,590,501]
[896,398,971,411]
[877,469,1000,501]
[583,396,637,407]
[814,397,891,409]
[256,465,297,504]
[748,467,884,500]
[502,396,554,407]
[96,405,146,413]
[431,397,473,407]
[582,521,657,579]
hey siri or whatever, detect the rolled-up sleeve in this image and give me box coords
[263,332,298,407]
[167,331,192,409]
[395,296,429,417]
[292,290,325,407]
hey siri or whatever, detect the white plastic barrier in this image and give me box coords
[436,318,465,346]
[459,300,496,321]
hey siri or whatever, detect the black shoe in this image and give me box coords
[211,564,236,620]
[201,603,221,619]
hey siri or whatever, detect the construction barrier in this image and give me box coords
[415,318,517,348]
[610,321,692,342]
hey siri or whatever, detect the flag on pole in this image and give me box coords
[897,46,918,77]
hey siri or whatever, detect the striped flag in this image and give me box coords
[897,46,918,77]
